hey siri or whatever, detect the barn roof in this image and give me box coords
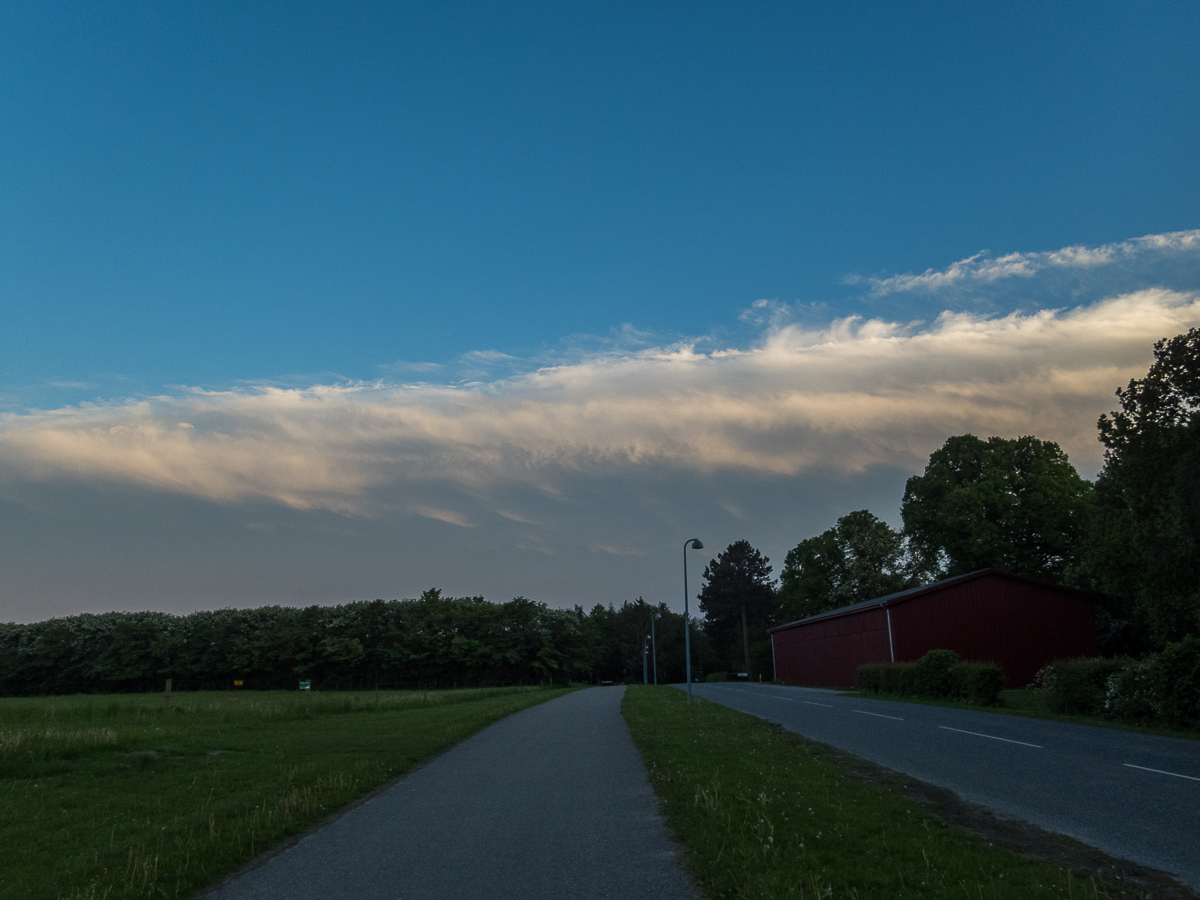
[768,568,1098,633]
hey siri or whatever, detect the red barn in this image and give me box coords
[769,569,1101,688]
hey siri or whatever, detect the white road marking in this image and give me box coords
[853,710,903,721]
[1123,763,1200,782]
[937,726,1042,748]
[803,701,833,708]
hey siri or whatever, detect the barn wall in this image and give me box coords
[772,573,1100,689]
[889,577,1099,687]
[772,607,890,687]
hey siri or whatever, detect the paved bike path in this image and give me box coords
[207,687,696,900]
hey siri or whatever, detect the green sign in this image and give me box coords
[299,681,311,691]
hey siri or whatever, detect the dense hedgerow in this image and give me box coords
[0,596,588,695]
[1033,635,1200,730]
[1031,657,1126,715]
[857,650,1003,705]
[0,592,706,696]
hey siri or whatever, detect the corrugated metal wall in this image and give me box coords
[772,606,890,687]
[771,573,1100,688]
[888,577,1099,687]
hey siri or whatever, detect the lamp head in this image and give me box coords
[688,538,703,550]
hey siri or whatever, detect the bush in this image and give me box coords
[857,663,886,694]
[1104,658,1158,723]
[957,662,1004,706]
[704,672,727,682]
[1036,658,1127,716]
[914,649,961,698]
[879,662,918,695]
[1157,634,1200,729]
[1049,642,1200,730]
[856,651,1002,705]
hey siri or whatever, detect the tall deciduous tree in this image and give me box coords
[778,510,913,622]
[901,434,1092,580]
[1084,329,1200,645]
[699,540,775,675]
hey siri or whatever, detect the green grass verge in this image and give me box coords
[623,685,1155,900]
[0,685,575,900]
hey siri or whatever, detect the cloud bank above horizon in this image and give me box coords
[3,230,1199,533]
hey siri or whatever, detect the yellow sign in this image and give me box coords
[233,680,243,686]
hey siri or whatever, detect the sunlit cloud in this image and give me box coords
[4,231,1200,619]
[416,506,476,528]
[855,229,1200,296]
[2,286,1197,520]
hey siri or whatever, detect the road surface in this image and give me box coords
[686,681,1200,889]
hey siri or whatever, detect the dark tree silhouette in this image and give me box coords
[0,594,721,695]
[778,510,915,622]
[901,434,1092,580]
[698,540,775,675]
[1083,328,1200,644]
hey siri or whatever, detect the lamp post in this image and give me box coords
[651,612,661,685]
[642,634,650,684]
[683,538,703,708]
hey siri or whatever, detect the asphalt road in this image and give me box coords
[686,682,1200,889]
[207,687,696,900]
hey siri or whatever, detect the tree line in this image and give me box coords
[2,329,1196,694]
[698,328,1200,675]
[0,590,719,695]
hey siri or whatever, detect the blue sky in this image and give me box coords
[2,2,1199,621]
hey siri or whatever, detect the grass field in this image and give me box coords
[0,685,574,900]
[623,685,1178,900]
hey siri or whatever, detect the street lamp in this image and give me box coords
[642,634,650,684]
[683,538,703,708]
[651,612,662,685]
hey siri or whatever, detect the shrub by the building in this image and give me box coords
[1103,658,1159,723]
[857,650,1003,705]
[858,660,916,695]
[1031,657,1126,716]
[957,662,1005,705]
[1034,635,1200,730]
[1156,635,1200,729]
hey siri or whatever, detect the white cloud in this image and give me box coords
[2,288,1197,520]
[858,229,1200,296]
[416,506,476,527]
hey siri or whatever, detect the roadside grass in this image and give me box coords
[623,685,1164,900]
[833,688,1200,742]
[0,685,574,900]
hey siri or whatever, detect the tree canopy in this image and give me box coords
[1083,328,1200,645]
[0,592,717,695]
[699,540,775,675]
[901,434,1092,580]
[778,510,912,622]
